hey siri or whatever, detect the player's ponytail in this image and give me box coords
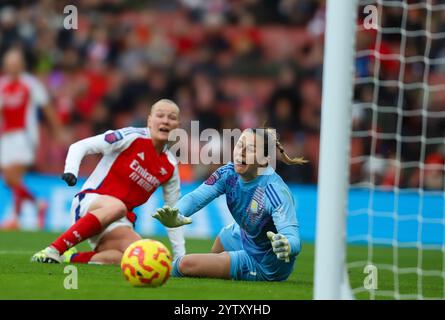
[249,126,308,166]
[275,138,308,165]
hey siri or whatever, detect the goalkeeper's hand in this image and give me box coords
[267,231,291,263]
[152,205,192,228]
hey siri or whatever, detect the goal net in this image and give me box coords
[347,0,445,299]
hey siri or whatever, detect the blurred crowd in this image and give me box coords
[353,0,445,190]
[0,0,444,189]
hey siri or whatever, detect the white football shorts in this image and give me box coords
[0,130,36,168]
[69,193,134,250]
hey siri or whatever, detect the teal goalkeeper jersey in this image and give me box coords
[176,163,301,276]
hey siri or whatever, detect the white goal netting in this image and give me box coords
[347,0,445,299]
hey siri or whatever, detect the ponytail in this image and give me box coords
[249,126,308,166]
[275,139,308,165]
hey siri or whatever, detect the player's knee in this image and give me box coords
[3,172,19,187]
[178,256,197,275]
[211,237,224,253]
[119,237,138,253]
[3,176,14,187]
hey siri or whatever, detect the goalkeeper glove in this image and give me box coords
[267,231,291,263]
[152,205,192,228]
[61,173,77,186]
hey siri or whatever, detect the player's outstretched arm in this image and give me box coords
[172,164,231,217]
[152,206,192,228]
[152,164,231,228]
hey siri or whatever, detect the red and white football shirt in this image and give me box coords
[0,73,49,138]
[64,127,181,212]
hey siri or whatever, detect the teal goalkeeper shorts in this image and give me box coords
[218,223,259,281]
[218,223,294,281]
[218,223,278,281]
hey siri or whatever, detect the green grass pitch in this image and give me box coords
[0,231,442,300]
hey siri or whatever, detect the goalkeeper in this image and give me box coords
[153,128,305,281]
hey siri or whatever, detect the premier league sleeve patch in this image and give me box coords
[104,131,123,144]
[204,170,221,185]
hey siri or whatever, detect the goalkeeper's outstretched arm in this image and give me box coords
[174,182,224,217]
[153,165,230,227]
[175,165,229,217]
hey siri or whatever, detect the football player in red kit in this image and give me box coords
[31,99,186,264]
[0,48,63,230]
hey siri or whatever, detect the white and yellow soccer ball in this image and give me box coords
[121,239,172,287]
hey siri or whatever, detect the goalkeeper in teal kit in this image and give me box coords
[153,128,306,281]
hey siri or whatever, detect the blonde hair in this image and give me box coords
[248,127,308,166]
[150,99,180,114]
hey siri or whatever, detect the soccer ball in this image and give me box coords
[121,239,172,287]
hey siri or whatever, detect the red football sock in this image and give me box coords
[13,194,22,218]
[37,202,47,229]
[12,185,36,217]
[51,213,102,254]
[14,184,36,202]
[70,251,97,264]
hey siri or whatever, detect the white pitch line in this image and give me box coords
[0,250,34,255]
